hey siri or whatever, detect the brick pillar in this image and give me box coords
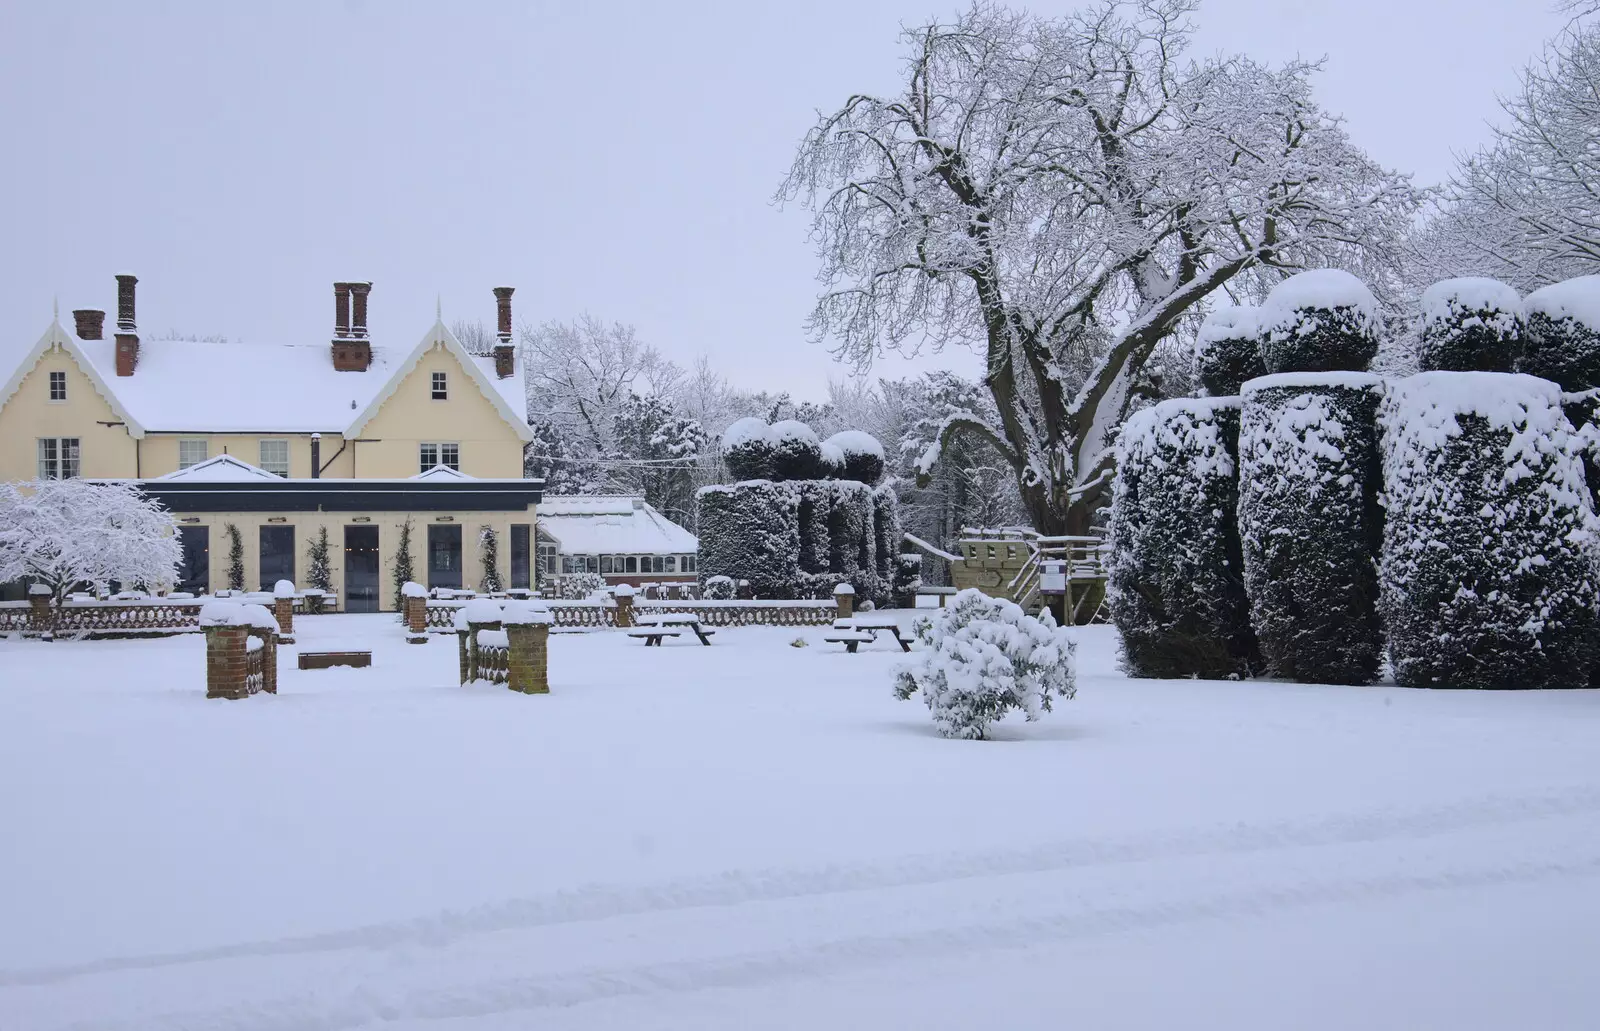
[205,624,249,700]
[350,282,371,337]
[259,632,278,695]
[614,593,634,628]
[405,594,427,640]
[333,282,351,337]
[507,623,550,694]
[273,598,294,642]
[457,629,471,685]
[834,584,855,620]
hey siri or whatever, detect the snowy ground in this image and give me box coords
[3,615,1600,1030]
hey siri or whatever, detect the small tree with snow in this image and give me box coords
[721,418,775,481]
[1518,275,1600,392]
[224,523,245,591]
[391,516,416,612]
[1379,372,1599,689]
[0,479,182,637]
[702,574,736,600]
[1256,269,1381,375]
[306,526,333,593]
[894,589,1077,739]
[1109,397,1258,678]
[1195,307,1266,396]
[1416,278,1524,373]
[557,570,608,600]
[769,420,826,480]
[478,525,503,593]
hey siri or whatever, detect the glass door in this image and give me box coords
[259,525,295,591]
[344,525,380,612]
[427,524,463,590]
[176,526,210,594]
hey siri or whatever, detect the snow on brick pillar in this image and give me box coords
[272,580,295,644]
[73,309,105,340]
[402,581,428,643]
[834,583,855,620]
[252,629,279,695]
[27,586,51,635]
[613,584,636,627]
[205,624,250,700]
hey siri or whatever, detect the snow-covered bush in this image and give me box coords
[1379,372,1599,689]
[1519,275,1600,392]
[1239,373,1385,684]
[225,523,245,591]
[696,481,800,597]
[1109,397,1258,678]
[721,417,775,481]
[1256,269,1381,374]
[306,526,333,593]
[819,441,845,479]
[391,516,416,613]
[769,420,825,480]
[893,589,1077,739]
[1195,306,1265,396]
[893,552,923,606]
[794,480,832,583]
[701,574,736,600]
[0,479,182,635]
[477,525,503,594]
[1417,277,1523,373]
[556,571,607,600]
[825,430,886,485]
[872,484,900,588]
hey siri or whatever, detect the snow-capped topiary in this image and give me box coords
[696,482,800,597]
[1195,306,1266,396]
[768,420,825,480]
[872,483,900,591]
[893,589,1077,739]
[1417,277,1524,373]
[824,430,887,484]
[701,574,736,600]
[1256,269,1381,374]
[1108,396,1258,679]
[1379,372,1599,689]
[1239,372,1385,684]
[721,417,775,481]
[819,441,845,479]
[1519,275,1600,391]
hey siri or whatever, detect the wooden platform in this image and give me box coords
[298,651,372,670]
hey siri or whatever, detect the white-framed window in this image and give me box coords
[178,439,208,470]
[431,372,448,400]
[682,554,696,573]
[537,544,559,576]
[37,437,80,479]
[600,555,615,574]
[259,439,290,477]
[419,441,460,473]
[47,370,66,402]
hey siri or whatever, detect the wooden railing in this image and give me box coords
[951,528,1110,621]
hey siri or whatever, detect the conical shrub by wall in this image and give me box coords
[1238,373,1385,684]
[1379,372,1599,689]
[1109,396,1259,678]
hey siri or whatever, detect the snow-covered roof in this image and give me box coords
[412,464,474,481]
[158,455,282,481]
[538,495,698,555]
[7,314,532,441]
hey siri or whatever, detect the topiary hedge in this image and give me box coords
[1519,275,1600,392]
[1256,269,1381,375]
[1416,277,1523,373]
[1195,306,1266,397]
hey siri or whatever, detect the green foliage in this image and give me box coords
[225,523,245,591]
[391,517,415,612]
[306,526,333,593]
[478,525,503,594]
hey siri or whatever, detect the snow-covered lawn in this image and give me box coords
[3,616,1600,1029]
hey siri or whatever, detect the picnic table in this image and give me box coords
[627,612,717,646]
[824,616,915,653]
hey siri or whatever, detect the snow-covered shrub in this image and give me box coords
[306,526,333,593]
[872,484,900,589]
[696,481,800,598]
[1519,275,1600,391]
[794,479,832,580]
[819,441,845,479]
[477,525,503,594]
[893,589,1077,740]
[1417,277,1523,373]
[391,516,416,613]
[1109,397,1258,678]
[769,420,825,481]
[721,417,775,481]
[1195,306,1265,396]
[701,574,736,600]
[825,430,887,484]
[556,571,608,600]
[1379,372,1599,688]
[1256,269,1381,374]
[1239,373,1385,684]
[894,552,923,606]
[225,523,245,591]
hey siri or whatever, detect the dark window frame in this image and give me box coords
[431,371,448,400]
[48,370,66,402]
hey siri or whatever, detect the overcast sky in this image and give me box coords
[0,0,1567,401]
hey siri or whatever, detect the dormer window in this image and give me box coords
[48,371,66,402]
[431,372,448,400]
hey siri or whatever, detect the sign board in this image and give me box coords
[1039,559,1067,595]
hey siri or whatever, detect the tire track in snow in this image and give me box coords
[62,852,1600,1031]
[7,784,1600,987]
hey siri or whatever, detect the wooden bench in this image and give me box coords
[297,651,372,670]
[626,627,685,647]
[822,631,876,653]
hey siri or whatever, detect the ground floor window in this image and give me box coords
[344,525,380,612]
[509,524,531,589]
[537,543,559,578]
[37,437,80,479]
[259,525,295,591]
[176,526,209,594]
[428,524,462,588]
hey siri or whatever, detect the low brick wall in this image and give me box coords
[425,598,836,632]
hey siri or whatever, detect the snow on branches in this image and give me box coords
[894,589,1077,740]
[0,479,182,626]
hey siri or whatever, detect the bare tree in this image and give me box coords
[522,315,680,458]
[779,0,1418,534]
[450,318,496,356]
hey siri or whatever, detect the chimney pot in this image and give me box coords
[73,309,106,340]
[115,274,138,332]
[333,282,351,339]
[492,286,514,343]
[349,282,372,339]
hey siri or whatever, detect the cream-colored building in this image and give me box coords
[0,276,543,610]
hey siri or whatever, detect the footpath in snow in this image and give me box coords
[2,615,1599,1029]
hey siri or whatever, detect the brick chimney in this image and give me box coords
[73,309,105,340]
[492,286,515,378]
[331,281,372,372]
[114,274,139,376]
